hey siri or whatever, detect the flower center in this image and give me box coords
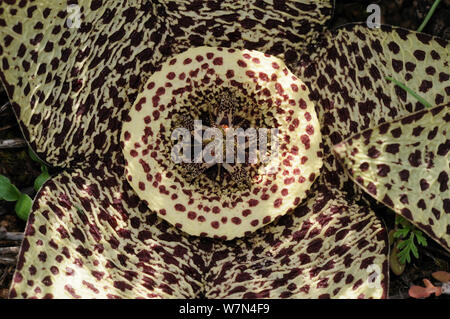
[121,46,323,239]
[171,88,275,195]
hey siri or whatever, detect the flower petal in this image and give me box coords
[302,24,449,142]
[204,179,389,298]
[9,162,207,298]
[122,47,322,239]
[298,24,449,188]
[334,104,450,251]
[0,0,332,167]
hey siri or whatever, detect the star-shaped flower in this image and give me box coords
[0,0,448,299]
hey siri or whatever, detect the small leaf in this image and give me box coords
[394,228,409,239]
[410,242,419,259]
[28,148,46,165]
[34,168,50,191]
[0,175,21,201]
[397,239,408,250]
[397,247,411,264]
[409,233,419,258]
[15,193,32,221]
[416,234,428,247]
[413,229,428,247]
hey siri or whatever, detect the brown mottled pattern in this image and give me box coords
[205,178,388,299]
[122,47,323,239]
[2,0,448,299]
[9,162,388,298]
[298,24,450,189]
[0,0,333,168]
[9,162,207,299]
[334,104,450,251]
[297,24,449,249]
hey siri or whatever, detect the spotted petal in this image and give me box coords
[122,47,323,239]
[297,24,449,250]
[204,177,389,298]
[298,24,449,181]
[9,162,209,298]
[9,167,388,299]
[0,0,332,167]
[334,104,450,251]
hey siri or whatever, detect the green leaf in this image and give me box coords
[397,243,412,264]
[34,166,50,191]
[394,227,409,239]
[15,193,32,221]
[410,241,419,259]
[413,229,428,247]
[28,148,46,165]
[0,175,21,202]
[397,240,408,250]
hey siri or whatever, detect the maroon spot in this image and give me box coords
[408,150,422,167]
[213,57,223,65]
[367,146,380,158]
[386,143,400,154]
[399,170,410,182]
[249,199,258,207]
[242,209,251,217]
[391,127,402,138]
[437,171,448,192]
[274,198,282,208]
[301,134,310,149]
[418,179,430,191]
[246,70,255,78]
[187,211,196,220]
[307,238,323,254]
[382,194,394,207]
[259,72,269,81]
[175,204,186,212]
[360,162,369,171]
[262,216,271,224]
[231,217,242,225]
[377,164,390,177]
[413,50,425,61]
[417,199,426,210]
[366,182,377,195]
[211,221,219,229]
[237,60,247,67]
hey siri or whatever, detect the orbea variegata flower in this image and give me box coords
[0,0,448,299]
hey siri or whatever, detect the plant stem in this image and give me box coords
[0,257,16,265]
[0,247,20,255]
[385,77,432,108]
[0,102,9,115]
[0,124,15,132]
[0,227,24,241]
[417,0,442,32]
[0,138,27,149]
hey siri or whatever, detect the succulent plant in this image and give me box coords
[0,0,448,299]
